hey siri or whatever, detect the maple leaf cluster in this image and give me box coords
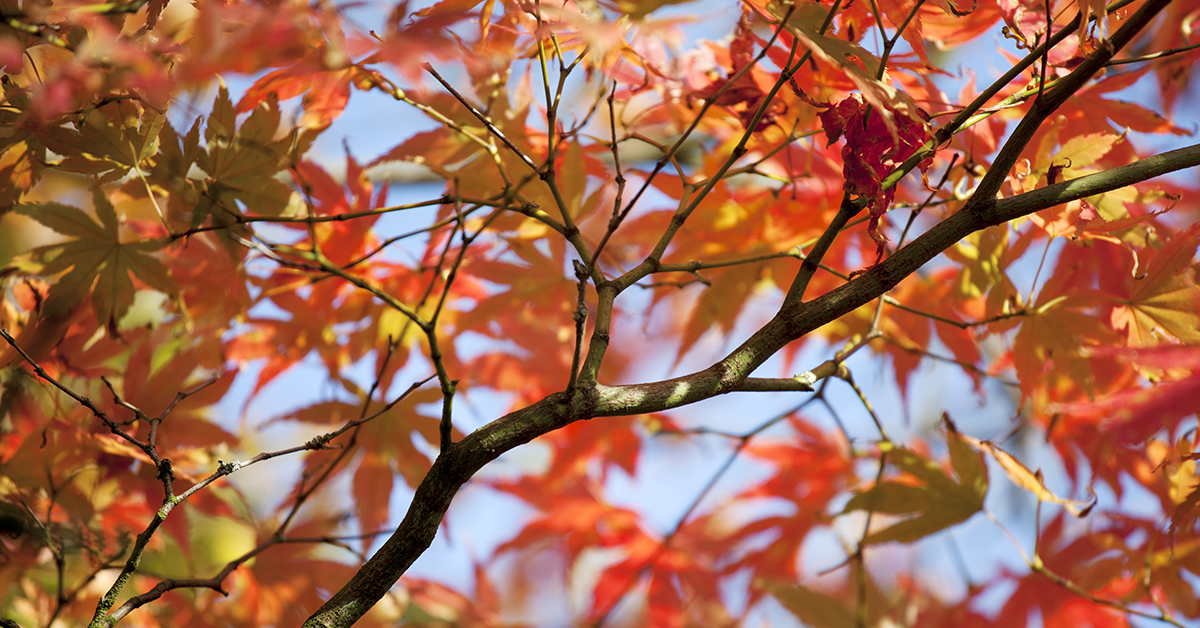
[0,0,1198,627]
[816,92,933,263]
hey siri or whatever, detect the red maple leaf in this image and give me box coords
[818,93,933,264]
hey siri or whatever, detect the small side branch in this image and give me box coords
[424,63,539,173]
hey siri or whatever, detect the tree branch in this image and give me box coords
[970,0,1171,204]
[304,138,1200,627]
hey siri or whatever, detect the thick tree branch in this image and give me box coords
[304,136,1200,626]
[304,393,573,627]
[773,141,1200,344]
[971,0,1171,204]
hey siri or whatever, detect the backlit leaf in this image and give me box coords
[950,419,1093,516]
[843,427,987,545]
[37,101,164,185]
[12,191,178,329]
[1108,222,1200,345]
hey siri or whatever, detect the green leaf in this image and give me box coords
[16,202,110,239]
[842,431,987,545]
[767,583,855,628]
[947,425,988,500]
[206,85,237,145]
[155,117,203,182]
[37,102,164,185]
[197,87,299,218]
[12,191,178,330]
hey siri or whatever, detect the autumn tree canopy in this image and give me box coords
[1,0,1199,625]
